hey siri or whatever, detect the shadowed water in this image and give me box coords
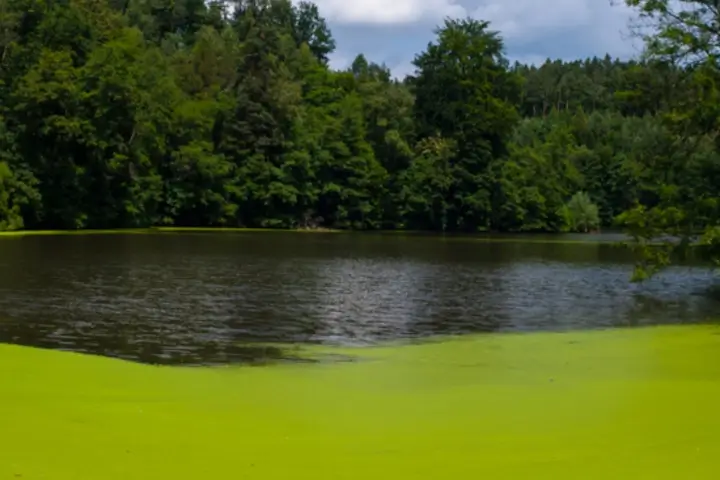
[0,232,717,365]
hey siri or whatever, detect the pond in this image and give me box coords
[0,231,717,365]
[3,231,720,479]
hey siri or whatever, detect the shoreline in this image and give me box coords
[0,227,627,244]
[0,226,344,236]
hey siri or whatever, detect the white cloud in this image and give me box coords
[389,60,416,79]
[470,0,635,48]
[327,51,352,71]
[323,0,642,79]
[588,1,642,58]
[466,0,641,62]
[472,0,592,39]
[310,0,466,25]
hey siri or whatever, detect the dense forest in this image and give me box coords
[0,0,718,259]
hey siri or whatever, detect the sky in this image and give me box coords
[305,0,644,78]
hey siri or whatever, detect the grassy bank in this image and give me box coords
[0,226,344,236]
[0,226,626,245]
[3,325,720,479]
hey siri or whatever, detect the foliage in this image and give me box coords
[559,192,600,233]
[410,18,521,231]
[0,0,716,277]
[616,0,720,278]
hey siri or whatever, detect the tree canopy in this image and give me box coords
[0,0,716,276]
[615,0,720,278]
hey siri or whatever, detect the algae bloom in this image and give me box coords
[2,325,720,479]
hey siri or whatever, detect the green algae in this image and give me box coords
[3,325,720,479]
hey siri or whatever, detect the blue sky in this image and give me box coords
[304,0,644,78]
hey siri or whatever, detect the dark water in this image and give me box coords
[0,232,718,365]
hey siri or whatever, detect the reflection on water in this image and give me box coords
[0,232,717,365]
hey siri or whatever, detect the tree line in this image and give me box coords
[0,0,717,253]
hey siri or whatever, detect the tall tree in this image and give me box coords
[411,18,521,231]
[291,1,334,64]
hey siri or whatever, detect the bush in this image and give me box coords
[558,192,600,233]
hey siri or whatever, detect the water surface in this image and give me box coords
[0,232,717,364]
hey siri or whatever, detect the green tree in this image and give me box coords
[398,136,455,231]
[559,192,600,233]
[411,18,521,231]
[290,1,335,64]
[618,0,720,277]
[0,0,707,244]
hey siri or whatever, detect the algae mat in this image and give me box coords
[2,326,720,479]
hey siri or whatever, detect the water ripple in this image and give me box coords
[0,233,717,365]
